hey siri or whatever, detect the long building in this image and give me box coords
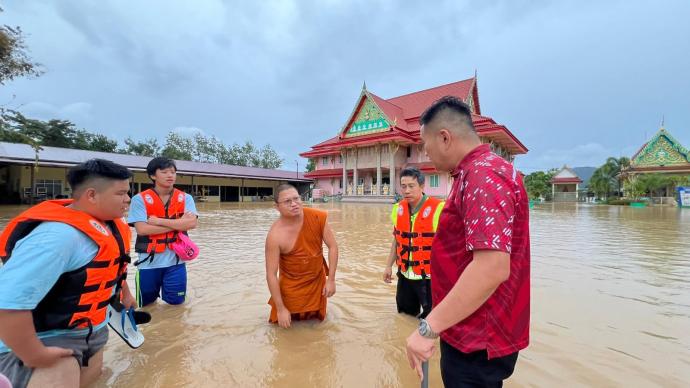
[0,141,311,204]
[300,76,528,202]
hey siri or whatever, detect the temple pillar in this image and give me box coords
[376,144,382,195]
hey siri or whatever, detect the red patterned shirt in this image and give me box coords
[431,144,530,358]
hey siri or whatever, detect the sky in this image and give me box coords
[1,0,689,173]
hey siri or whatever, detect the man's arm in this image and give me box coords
[133,221,174,236]
[265,231,290,328]
[147,212,197,232]
[133,212,197,236]
[0,310,73,368]
[0,224,86,368]
[406,168,516,379]
[425,250,510,332]
[120,280,136,309]
[405,250,510,379]
[322,221,338,297]
[383,237,397,283]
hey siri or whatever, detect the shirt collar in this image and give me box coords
[408,194,428,215]
[451,144,491,177]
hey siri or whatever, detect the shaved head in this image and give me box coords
[419,96,476,138]
[67,159,132,198]
[419,96,482,172]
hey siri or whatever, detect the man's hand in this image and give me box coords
[277,307,291,329]
[147,215,162,226]
[406,330,436,381]
[23,346,74,368]
[120,289,137,309]
[383,267,393,283]
[323,278,336,298]
[181,211,196,220]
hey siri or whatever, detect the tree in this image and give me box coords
[589,168,614,199]
[85,133,118,153]
[0,110,118,152]
[0,10,42,85]
[305,158,315,172]
[257,143,283,169]
[119,137,160,157]
[524,169,557,200]
[160,132,193,160]
[590,156,631,199]
[627,174,690,199]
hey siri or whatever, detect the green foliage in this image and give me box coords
[0,109,118,152]
[0,15,43,84]
[119,137,160,157]
[1,109,285,169]
[305,158,315,172]
[160,132,193,160]
[624,173,689,199]
[590,156,631,199]
[524,169,557,200]
[148,131,284,168]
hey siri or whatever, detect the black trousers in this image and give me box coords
[396,272,432,319]
[440,340,519,388]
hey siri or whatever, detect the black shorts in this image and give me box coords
[440,340,518,388]
[396,272,432,319]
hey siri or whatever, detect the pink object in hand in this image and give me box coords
[171,232,199,262]
[0,373,11,388]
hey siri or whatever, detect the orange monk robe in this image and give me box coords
[269,207,329,323]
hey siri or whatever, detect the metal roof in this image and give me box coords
[0,142,311,182]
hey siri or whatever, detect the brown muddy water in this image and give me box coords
[1,202,688,387]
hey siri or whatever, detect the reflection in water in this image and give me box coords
[0,202,688,387]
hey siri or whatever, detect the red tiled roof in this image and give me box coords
[301,76,528,157]
[368,92,408,131]
[388,78,475,120]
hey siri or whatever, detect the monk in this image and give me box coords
[265,184,339,328]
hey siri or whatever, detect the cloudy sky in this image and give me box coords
[1,0,688,172]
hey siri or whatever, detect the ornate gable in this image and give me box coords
[632,128,690,167]
[340,89,392,138]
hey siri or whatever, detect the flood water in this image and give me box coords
[1,202,689,387]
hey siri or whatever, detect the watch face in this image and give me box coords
[419,321,429,335]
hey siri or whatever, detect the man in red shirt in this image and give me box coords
[406,96,530,387]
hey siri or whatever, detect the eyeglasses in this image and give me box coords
[278,196,302,206]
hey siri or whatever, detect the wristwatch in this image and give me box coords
[418,318,439,339]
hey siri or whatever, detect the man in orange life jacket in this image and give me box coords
[383,167,444,319]
[129,157,198,307]
[0,159,136,388]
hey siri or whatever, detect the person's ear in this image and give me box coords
[439,129,452,149]
[84,187,98,204]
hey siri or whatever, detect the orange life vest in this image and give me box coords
[134,188,186,263]
[0,199,131,333]
[393,196,443,278]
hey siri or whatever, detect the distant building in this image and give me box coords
[622,126,690,194]
[0,141,311,204]
[551,165,583,202]
[300,76,528,203]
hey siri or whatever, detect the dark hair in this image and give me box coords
[400,167,425,185]
[274,183,297,202]
[419,95,475,132]
[67,159,132,193]
[146,157,177,180]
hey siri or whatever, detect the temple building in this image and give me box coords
[622,125,690,198]
[300,76,528,202]
[551,165,583,202]
[625,126,690,176]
